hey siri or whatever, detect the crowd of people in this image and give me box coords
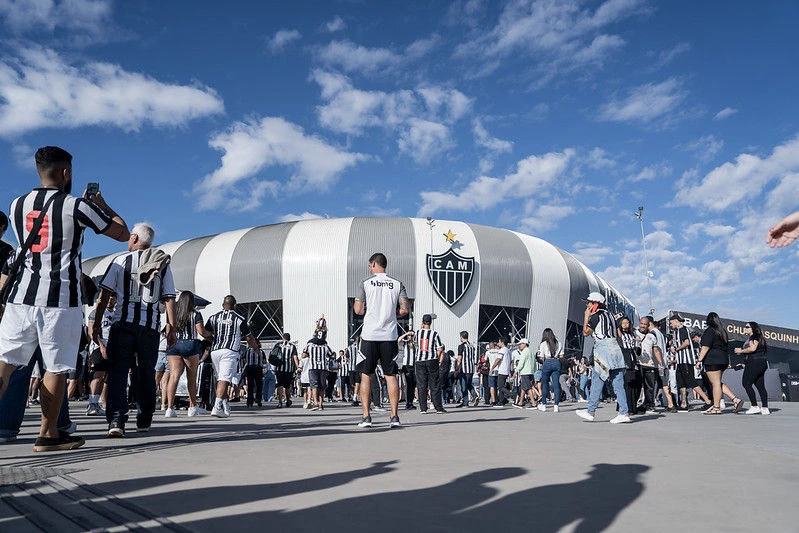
[0,146,797,451]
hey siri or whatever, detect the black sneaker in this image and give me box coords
[390,416,401,428]
[405,404,416,410]
[455,403,466,408]
[435,409,447,414]
[107,421,125,438]
[357,416,373,428]
[285,399,292,407]
[420,409,429,415]
[668,406,678,413]
[33,432,85,452]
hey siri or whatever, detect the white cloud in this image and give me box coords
[398,118,454,163]
[585,147,615,169]
[453,0,645,83]
[0,0,111,38]
[680,134,723,162]
[572,242,615,266]
[0,46,224,137]
[194,117,367,211]
[324,16,346,33]
[654,42,691,67]
[598,78,687,124]
[473,119,513,154]
[417,86,472,122]
[674,136,799,212]
[279,212,325,222]
[316,40,401,74]
[405,34,441,59]
[267,29,302,53]
[520,204,575,234]
[714,107,738,120]
[418,149,574,215]
[628,162,671,182]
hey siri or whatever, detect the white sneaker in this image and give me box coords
[223,400,230,416]
[577,398,588,403]
[610,414,631,424]
[761,407,770,415]
[165,408,177,418]
[720,399,726,409]
[553,405,559,413]
[188,406,207,417]
[745,406,761,415]
[576,409,594,422]
[211,405,229,418]
[537,403,546,412]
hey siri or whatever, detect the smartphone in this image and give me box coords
[589,302,599,313]
[86,182,100,196]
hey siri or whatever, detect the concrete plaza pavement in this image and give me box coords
[1,399,797,532]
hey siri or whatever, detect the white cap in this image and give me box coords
[519,338,529,345]
[586,292,605,303]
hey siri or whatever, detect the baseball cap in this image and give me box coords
[422,314,433,324]
[585,292,605,304]
[519,338,529,345]
[669,313,683,321]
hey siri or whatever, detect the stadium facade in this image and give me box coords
[82,218,636,355]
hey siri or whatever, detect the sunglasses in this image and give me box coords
[744,325,751,329]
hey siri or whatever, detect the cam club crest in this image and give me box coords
[426,229,475,307]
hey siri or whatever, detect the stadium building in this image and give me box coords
[82,218,636,355]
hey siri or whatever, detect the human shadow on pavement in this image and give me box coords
[89,463,648,532]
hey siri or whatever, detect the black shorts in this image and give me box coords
[89,348,111,372]
[675,363,697,388]
[308,369,326,390]
[357,340,398,376]
[704,364,727,372]
[520,375,534,391]
[276,371,294,388]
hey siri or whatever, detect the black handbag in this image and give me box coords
[0,193,62,306]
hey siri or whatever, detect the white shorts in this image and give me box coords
[0,303,83,374]
[211,348,240,383]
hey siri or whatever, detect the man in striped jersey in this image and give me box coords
[455,331,479,408]
[95,223,177,436]
[337,349,351,401]
[346,336,361,407]
[353,253,409,428]
[0,147,129,451]
[243,341,265,408]
[398,330,416,410]
[205,295,259,418]
[304,324,334,411]
[415,314,446,414]
[274,332,299,408]
[669,314,710,411]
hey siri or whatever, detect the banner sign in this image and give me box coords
[671,310,799,351]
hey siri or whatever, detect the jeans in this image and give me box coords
[404,366,416,406]
[0,348,72,438]
[105,322,159,429]
[244,365,263,406]
[641,367,659,410]
[459,372,476,405]
[415,359,443,411]
[262,369,276,401]
[588,368,628,415]
[558,374,573,401]
[578,374,589,399]
[439,367,452,404]
[540,358,561,406]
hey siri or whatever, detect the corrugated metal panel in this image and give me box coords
[194,229,251,316]
[557,248,590,324]
[513,232,570,347]
[230,222,296,302]
[86,251,126,281]
[170,236,215,293]
[282,218,353,351]
[469,223,532,308]
[410,218,480,348]
[347,217,416,298]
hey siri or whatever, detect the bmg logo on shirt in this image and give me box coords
[370,280,394,290]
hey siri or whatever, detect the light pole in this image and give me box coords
[426,216,436,319]
[634,206,655,316]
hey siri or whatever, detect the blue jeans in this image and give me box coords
[262,370,276,401]
[579,374,589,399]
[540,358,561,406]
[588,368,628,415]
[0,348,72,439]
[459,372,476,405]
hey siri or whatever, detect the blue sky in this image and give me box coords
[1,0,798,327]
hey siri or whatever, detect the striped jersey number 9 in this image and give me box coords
[25,211,50,253]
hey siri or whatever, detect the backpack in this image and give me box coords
[268,344,285,367]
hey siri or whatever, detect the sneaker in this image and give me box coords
[525,405,537,410]
[0,435,17,443]
[136,426,151,433]
[576,409,595,422]
[645,408,657,414]
[33,432,85,452]
[720,399,726,409]
[165,408,177,418]
[668,406,678,413]
[211,406,229,418]
[577,398,588,403]
[285,399,292,407]
[745,406,761,415]
[351,401,359,407]
[372,406,388,412]
[188,406,207,417]
[678,406,689,412]
[537,403,546,412]
[435,409,447,414]
[86,403,99,416]
[357,416,373,428]
[107,423,125,438]
[405,404,416,410]
[390,416,401,428]
[420,409,429,415]
[456,403,467,408]
[311,406,321,411]
[610,414,631,424]
[761,407,771,415]
[512,403,524,409]
[553,405,560,413]
[223,401,231,416]
[472,397,480,407]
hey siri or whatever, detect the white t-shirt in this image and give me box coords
[299,357,310,383]
[497,346,512,375]
[538,341,562,359]
[487,349,502,376]
[356,272,408,341]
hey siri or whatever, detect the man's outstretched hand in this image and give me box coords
[767,211,799,248]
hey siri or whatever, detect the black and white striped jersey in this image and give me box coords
[304,341,333,370]
[205,309,251,352]
[338,353,351,376]
[347,342,361,373]
[274,342,298,373]
[458,341,477,373]
[100,250,176,331]
[244,347,264,367]
[618,330,638,350]
[415,328,443,362]
[7,188,111,308]
[400,340,416,367]
[672,326,695,364]
[588,309,617,340]
[176,310,203,340]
